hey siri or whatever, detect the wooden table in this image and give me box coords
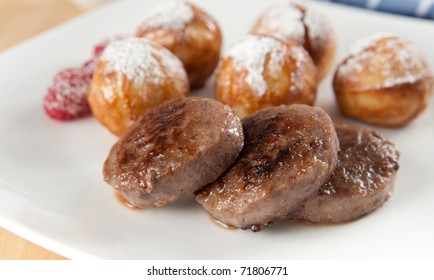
[0,0,89,260]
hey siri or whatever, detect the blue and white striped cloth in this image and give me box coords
[319,0,434,19]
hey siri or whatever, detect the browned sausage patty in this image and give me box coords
[104,97,244,208]
[194,104,339,231]
[292,123,400,223]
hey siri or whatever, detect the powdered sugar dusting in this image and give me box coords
[138,1,194,32]
[226,35,287,96]
[101,38,186,86]
[337,50,374,78]
[253,3,331,48]
[289,47,308,94]
[304,8,331,49]
[382,40,423,87]
[337,34,430,89]
[348,33,396,56]
[254,3,305,45]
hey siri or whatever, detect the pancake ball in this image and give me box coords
[215,35,318,119]
[334,34,433,127]
[88,38,189,136]
[136,0,222,89]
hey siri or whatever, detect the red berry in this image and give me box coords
[81,58,98,79]
[43,68,92,121]
[94,43,106,57]
[43,34,128,121]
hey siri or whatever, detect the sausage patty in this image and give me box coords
[292,123,400,223]
[104,97,244,208]
[194,104,339,231]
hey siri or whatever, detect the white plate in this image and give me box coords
[1,0,434,260]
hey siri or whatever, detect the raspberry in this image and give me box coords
[81,58,98,79]
[43,68,92,121]
[43,34,128,121]
[93,42,107,57]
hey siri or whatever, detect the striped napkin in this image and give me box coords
[318,0,434,19]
